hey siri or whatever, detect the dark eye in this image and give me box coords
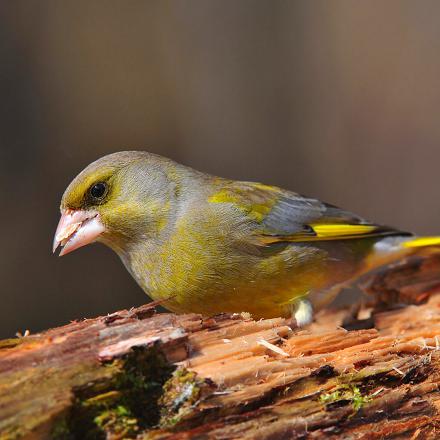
[90,182,107,200]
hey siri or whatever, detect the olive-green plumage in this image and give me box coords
[58,151,439,321]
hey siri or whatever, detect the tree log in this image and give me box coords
[2,255,440,439]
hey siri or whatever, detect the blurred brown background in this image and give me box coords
[1,1,440,337]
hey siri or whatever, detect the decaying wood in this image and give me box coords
[2,255,440,439]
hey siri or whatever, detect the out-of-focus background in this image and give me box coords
[1,1,440,337]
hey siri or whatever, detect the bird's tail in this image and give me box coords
[309,234,440,313]
[401,236,440,249]
[366,235,440,271]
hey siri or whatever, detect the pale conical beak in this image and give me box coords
[52,209,105,256]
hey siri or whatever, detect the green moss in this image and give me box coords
[350,386,372,411]
[51,416,72,440]
[319,389,343,405]
[116,345,174,427]
[319,384,372,412]
[53,345,175,439]
[82,390,122,407]
[93,405,138,438]
[159,368,214,428]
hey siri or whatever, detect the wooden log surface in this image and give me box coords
[2,255,440,439]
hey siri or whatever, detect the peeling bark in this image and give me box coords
[2,255,440,439]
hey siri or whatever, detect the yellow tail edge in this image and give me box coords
[402,236,440,248]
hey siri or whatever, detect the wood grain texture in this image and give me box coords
[2,255,440,439]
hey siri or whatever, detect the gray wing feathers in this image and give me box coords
[261,192,369,236]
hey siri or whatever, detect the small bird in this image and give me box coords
[53,151,440,325]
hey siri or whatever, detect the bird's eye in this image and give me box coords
[90,182,107,200]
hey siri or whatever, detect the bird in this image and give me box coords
[53,151,440,326]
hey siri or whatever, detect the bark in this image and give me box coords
[2,255,440,440]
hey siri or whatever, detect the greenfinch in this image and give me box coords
[53,151,440,325]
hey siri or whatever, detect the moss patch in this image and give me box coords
[159,368,215,428]
[52,345,175,439]
[319,384,373,412]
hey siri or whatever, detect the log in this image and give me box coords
[2,255,440,439]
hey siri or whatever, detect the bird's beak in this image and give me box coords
[52,209,105,256]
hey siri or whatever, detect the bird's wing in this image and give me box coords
[208,181,404,245]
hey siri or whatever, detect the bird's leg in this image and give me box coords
[292,299,314,327]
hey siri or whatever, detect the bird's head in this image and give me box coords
[53,151,180,256]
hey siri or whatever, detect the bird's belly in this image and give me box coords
[130,242,365,319]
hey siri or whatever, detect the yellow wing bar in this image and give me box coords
[309,224,378,238]
[402,236,440,248]
[260,223,382,244]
